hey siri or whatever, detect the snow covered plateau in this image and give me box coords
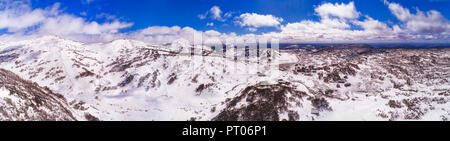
[0,36,449,121]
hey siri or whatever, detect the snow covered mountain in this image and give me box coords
[0,36,449,121]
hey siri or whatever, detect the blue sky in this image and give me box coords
[28,0,449,34]
[1,0,450,43]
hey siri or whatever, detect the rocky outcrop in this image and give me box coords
[213,80,308,121]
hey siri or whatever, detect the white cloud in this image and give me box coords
[139,26,182,35]
[315,1,360,19]
[131,26,202,44]
[198,5,229,22]
[259,2,403,42]
[206,22,214,26]
[38,15,132,35]
[128,26,244,44]
[252,1,448,43]
[247,28,257,32]
[210,6,223,21]
[0,0,46,32]
[0,1,132,40]
[236,13,283,28]
[236,1,448,42]
[353,16,391,33]
[95,13,120,21]
[204,30,221,36]
[385,0,449,34]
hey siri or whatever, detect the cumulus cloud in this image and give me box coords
[251,1,449,43]
[39,16,132,35]
[384,0,449,34]
[131,26,195,43]
[0,0,132,42]
[258,1,403,42]
[159,1,447,43]
[130,26,231,44]
[0,0,47,32]
[315,1,360,19]
[236,13,283,30]
[198,5,227,21]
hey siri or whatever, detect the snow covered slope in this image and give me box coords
[0,68,76,121]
